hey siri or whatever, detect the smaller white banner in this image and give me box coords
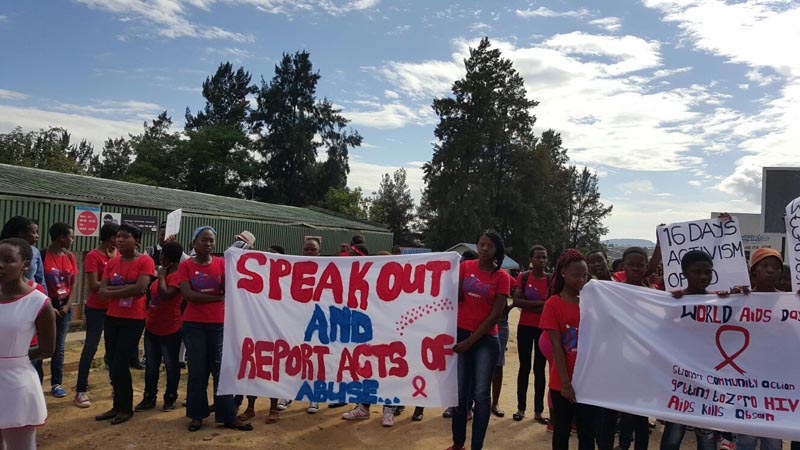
[165,209,182,239]
[574,281,800,440]
[785,198,800,293]
[658,217,750,291]
[74,206,100,237]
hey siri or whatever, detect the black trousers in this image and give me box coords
[550,390,600,450]
[105,316,144,413]
[619,412,650,450]
[516,325,547,413]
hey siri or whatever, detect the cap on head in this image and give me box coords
[236,230,256,246]
[192,225,216,241]
[750,247,782,268]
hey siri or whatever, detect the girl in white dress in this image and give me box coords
[0,238,56,450]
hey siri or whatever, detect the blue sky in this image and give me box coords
[2,0,799,240]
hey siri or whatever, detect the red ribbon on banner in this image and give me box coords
[412,376,428,398]
[714,325,750,375]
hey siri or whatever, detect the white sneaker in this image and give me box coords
[307,402,319,414]
[277,399,292,411]
[74,392,91,408]
[381,406,395,427]
[342,404,370,420]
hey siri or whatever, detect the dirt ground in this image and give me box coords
[39,310,696,450]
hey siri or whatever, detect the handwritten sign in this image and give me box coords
[218,249,460,407]
[785,198,800,293]
[658,217,750,291]
[165,209,182,239]
[574,281,800,440]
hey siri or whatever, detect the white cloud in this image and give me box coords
[378,59,462,100]
[0,15,8,22]
[0,89,28,101]
[644,0,800,78]
[205,47,256,62]
[589,17,622,32]
[347,157,425,201]
[470,22,491,32]
[383,89,399,99]
[617,180,655,196]
[343,102,433,129]
[75,0,379,42]
[0,104,146,148]
[52,99,164,121]
[644,1,800,201]
[515,7,589,18]
[386,24,410,35]
[689,180,702,187]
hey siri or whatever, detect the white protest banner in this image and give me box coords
[658,217,750,291]
[785,197,800,292]
[219,249,461,408]
[574,281,800,440]
[164,209,182,238]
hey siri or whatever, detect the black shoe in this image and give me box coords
[135,398,156,411]
[224,421,253,431]
[179,362,186,370]
[328,402,346,408]
[95,408,118,421]
[163,394,178,411]
[111,411,133,425]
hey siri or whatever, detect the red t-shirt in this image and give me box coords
[27,280,46,347]
[43,250,78,305]
[539,295,580,392]
[84,248,113,309]
[515,272,549,327]
[146,271,183,336]
[177,257,225,324]
[103,255,155,320]
[458,260,510,335]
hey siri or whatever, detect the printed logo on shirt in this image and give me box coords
[109,273,133,287]
[462,274,492,303]
[563,324,579,354]
[191,270,222,293]
[524,284,544,300]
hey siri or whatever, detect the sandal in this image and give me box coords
[224,420,254,431]
[491,405,505,418]
[265,409,280,425]
[513,411,525,422]
[188,419,202,432]
[237,408,255,421]
[534,415,550,425]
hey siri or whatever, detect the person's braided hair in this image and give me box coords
[480,229,505,273]
[549,248,586,297]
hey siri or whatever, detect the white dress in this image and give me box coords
[0,289,48,429]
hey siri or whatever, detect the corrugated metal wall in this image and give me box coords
[1,195,393,320]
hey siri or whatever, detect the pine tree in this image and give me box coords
[370,169,415,246]
[566,167,612,251]
[252,51,361,206]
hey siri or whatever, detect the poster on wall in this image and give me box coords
[101,212,121,225]
[121,214,159,232]
[74,206,101,237]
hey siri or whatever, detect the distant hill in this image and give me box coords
[602,238,656,248]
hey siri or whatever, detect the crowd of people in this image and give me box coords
[0,214,798,450]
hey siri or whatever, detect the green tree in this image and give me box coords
[565,166,612,251]
[252,51,361,206]
[125,111,185,188]
[184,62,255,196]
[319,187,369,220]
[421,38,541,257]
[370,168,415,246]
[0,127,96,174]
[92,137,132,180]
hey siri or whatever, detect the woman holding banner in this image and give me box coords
[733,248,784,450]
[179,226,252,432]
[448,230,508,450]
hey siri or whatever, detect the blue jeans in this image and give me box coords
[143,330,182,401]
[51,307,72,386]
[182,322,236,423]
[76,306,106,392]
[452,328,499,450]
[736,435,782,450]
[660,422,716,450]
